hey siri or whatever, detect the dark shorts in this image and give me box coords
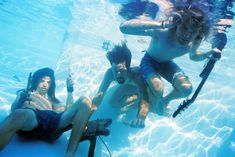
[140,53,184,83]
[17,109,65,143]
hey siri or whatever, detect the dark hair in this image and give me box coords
[30,67,60,104]
[106,42,132,70]
[173,0,212,39]
[118,0,159,20]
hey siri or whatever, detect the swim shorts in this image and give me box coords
[17,109,63,143]
[140,53,184,84]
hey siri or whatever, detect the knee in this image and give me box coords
[148,78,164,98]
[79,96,92,105]
[173,74,193,97]
[180,83,193,97]
[76,96,92,110]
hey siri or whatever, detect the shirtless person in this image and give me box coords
[93,42,150,128]
[0,67,110,157]
[119,5,222,115]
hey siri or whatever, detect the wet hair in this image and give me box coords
[178,7,209,40]
[173,0,212,40]
[118,0,159,20]
[106,42,132,70]
[30,67,60,103]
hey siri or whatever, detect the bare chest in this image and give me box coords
[24,92,53,110]
[148,34,191,61]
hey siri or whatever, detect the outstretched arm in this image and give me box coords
[134,74,149,120]
[92,68,113,108]
[125,70,149,128]
[119,12,182,36]
[189,40,222,62]
[120,19,164,36]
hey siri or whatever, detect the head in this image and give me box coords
[36,76,51,95]
[106,42,132,84]
[30,67,60,103]
[174,7,209,45]
[173,0,210,45]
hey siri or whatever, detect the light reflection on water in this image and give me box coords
[0,0,235,157]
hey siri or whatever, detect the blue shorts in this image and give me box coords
[16,109,108,143]
[17,109,64,143]
[140,53,184,83]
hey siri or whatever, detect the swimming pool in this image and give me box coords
[0,0,235,157]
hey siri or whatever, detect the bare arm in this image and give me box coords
[189,41,222,61]
[120,19,164,36]
[66,93,74,109]
[119,12,182,36]
[66,75,74,109]
[92,68,113,108]
[11,90,27,112]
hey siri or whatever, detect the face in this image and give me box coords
[175,19,200,45]
[111,61,128,84]
[36,76,51,95]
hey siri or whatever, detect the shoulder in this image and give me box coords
[130,66,141,75]
[104,68,114,80]
[99,68,114,90]
[129,67,143,82]
[106,68,112,74]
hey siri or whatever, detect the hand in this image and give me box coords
[18,90,31,103]
[211,48,222,60]
[164,12,183,29]
[216,18,233,26]
[123,117,145,128]
[66,75,74,93]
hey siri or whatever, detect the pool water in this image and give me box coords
[0,0,235,157]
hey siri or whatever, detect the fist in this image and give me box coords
[66,75,74,93]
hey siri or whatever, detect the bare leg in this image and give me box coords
[146,73,192,116]
[0,109,38,150]
[65,97,92,157]
[107,84,139,111]
[163,74,193,107]
[162,88,184,105]
[146,74,164,115]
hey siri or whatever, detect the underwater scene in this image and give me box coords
[0,0,235,157]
